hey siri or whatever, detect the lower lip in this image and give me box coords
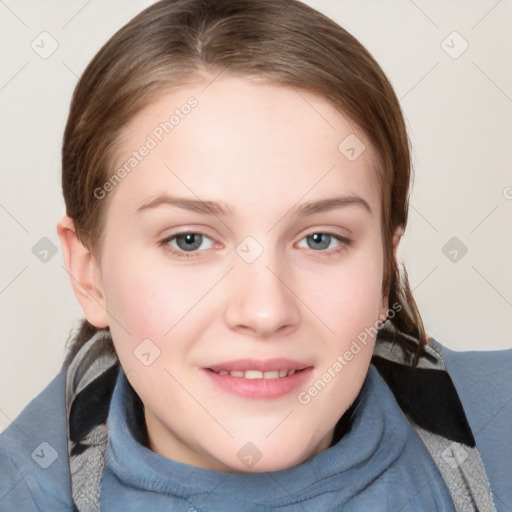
[203,367,314,399]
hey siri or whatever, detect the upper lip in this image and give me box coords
[206,358,312,372]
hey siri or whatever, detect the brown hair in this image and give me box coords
[61,0,429,368]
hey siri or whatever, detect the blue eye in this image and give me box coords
[298,232,351,256]
[160,232,215,258]
[305,233,334,250]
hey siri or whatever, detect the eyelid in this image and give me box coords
[296,226,352,245]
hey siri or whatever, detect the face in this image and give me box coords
[93,76,389,472]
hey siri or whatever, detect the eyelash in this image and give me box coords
[158,231,352,259]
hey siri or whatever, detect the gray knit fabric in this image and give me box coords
[65,331,118,512]
[69,424,108,512]
[411,418,496,512]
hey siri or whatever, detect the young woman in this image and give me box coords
[1,0,510,510]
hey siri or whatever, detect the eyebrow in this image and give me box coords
[292,195,372,216]
[136,194,372,216]
[136,194,234,216]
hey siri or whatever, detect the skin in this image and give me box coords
[58,75,401,473]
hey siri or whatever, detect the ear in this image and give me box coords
[57,215,109,328]
[379,225,403,322]
[391,224,403,253]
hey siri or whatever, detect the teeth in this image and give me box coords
[213,369,299,379]
[245,370,263,379]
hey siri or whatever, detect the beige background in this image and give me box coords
[1,0,511,429]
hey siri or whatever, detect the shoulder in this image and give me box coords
[430,339,512,506]
[0,370,74,511]
[430,339,512,422]
[0,445,38,510]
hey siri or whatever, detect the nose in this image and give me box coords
[223,245,301,339]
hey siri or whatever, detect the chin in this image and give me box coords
[218,439,321,474]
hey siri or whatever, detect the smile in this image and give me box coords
[204,359,313,399]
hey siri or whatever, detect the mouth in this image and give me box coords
[203,358,313,399]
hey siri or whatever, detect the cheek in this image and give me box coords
[306,252,384,339]
[100,249,222,341]
[306,255,384,413]
[101,256,164,336]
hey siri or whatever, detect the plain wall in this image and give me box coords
[1,0,511,430]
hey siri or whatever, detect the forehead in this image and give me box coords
[109,76,380,218]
